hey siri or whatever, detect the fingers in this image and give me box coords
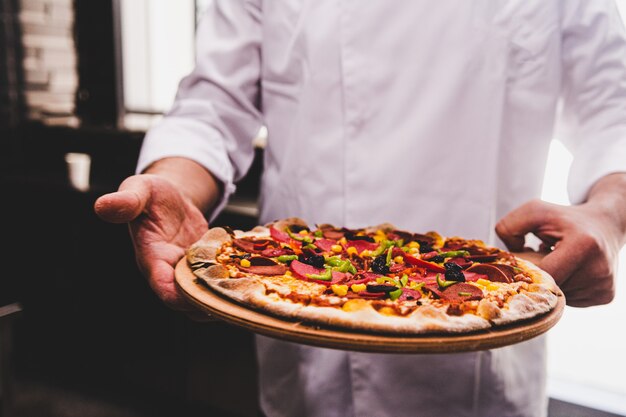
[94,176,152,223]
[496,199,555,251]
[537,243,579,286]
[146,261,216,321]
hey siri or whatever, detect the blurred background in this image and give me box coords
[0,1,625,417]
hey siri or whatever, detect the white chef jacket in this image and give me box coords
[137,1,626,416]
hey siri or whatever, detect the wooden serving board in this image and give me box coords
[174,253,564,354]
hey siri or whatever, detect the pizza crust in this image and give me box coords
[190,223,562,335]
[198,273,492,334]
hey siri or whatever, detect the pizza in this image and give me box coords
[184,217,561,334]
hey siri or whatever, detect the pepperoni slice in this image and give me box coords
[233,238,279,254]
[490,264,516,282]
[399,288,422,301]
[440,283,483,302]
[462,271,488,282]
[269,227,292,244]
[322,229,345,240]
[466,264,512,283]
[448,257,472,269]
[389,263,407,273]
[248,256,279,266]
[467,254,498,263]
[260,247,293,257]
[314,239,337,252]
[345,272,383,286]
[422,283,444,299]
[346,240,378,253]
[290,260,324,278]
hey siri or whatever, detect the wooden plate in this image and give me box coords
[174,254,564,354]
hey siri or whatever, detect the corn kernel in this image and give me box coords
[331,244,343,253]
[409,247,419,254]
[240,259,251,267]
[377,306,396,316]
[298,229,309,236]
[338,237,348,245]
[408,241,420,248]
[393,256,404,264]
[360,250,372,257]
[346,247,358,256]
[331,284,349,297]
[476,278,492,287]
[285,270,292,276]
[351,283,367,293]
[373,235,384,243]
[342,299,368,312]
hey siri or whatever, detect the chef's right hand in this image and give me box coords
[94,174,211,320]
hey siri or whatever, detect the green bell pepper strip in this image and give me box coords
[438,250,470,258]
[324,257,357,274]
[306,267,333,281]
[286,228,313,244]
[314,230,323,238]
[277,255,298,263]
[458,291,472,297]
[389,288,403,301]
[377,276,401,287]
[385,246,394,266]
[408,281,425,291]
[325,257,344,267]
[436,273,458,289]
[345,262,357,275]
[370,240,394,257]
[400,274,409,288]
[337,260,357,274]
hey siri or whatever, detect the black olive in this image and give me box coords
[344,231,375,242]
[289,225,308,233]
[366,284,397,293]
[418,241,434,254]
[371,255,390,275]
[444,262,465,282]
[299,253,325,269]
[444,262,462,271]
[430,255,445,263]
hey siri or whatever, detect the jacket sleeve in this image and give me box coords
[558,0,626,204]
[136,0,263,220]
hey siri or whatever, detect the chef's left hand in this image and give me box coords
[495,175,626,307]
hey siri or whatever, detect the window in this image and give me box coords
[117,0,197,130]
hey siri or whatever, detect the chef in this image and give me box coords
[95,1,626,416]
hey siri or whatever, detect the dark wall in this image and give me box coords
[0,0,24,127]
[2,123,264,417]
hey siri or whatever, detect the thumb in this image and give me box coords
[94,175,152,223]
[495,199,552,251]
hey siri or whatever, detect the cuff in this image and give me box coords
[136,117,237,222]
[567,129,626,204]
